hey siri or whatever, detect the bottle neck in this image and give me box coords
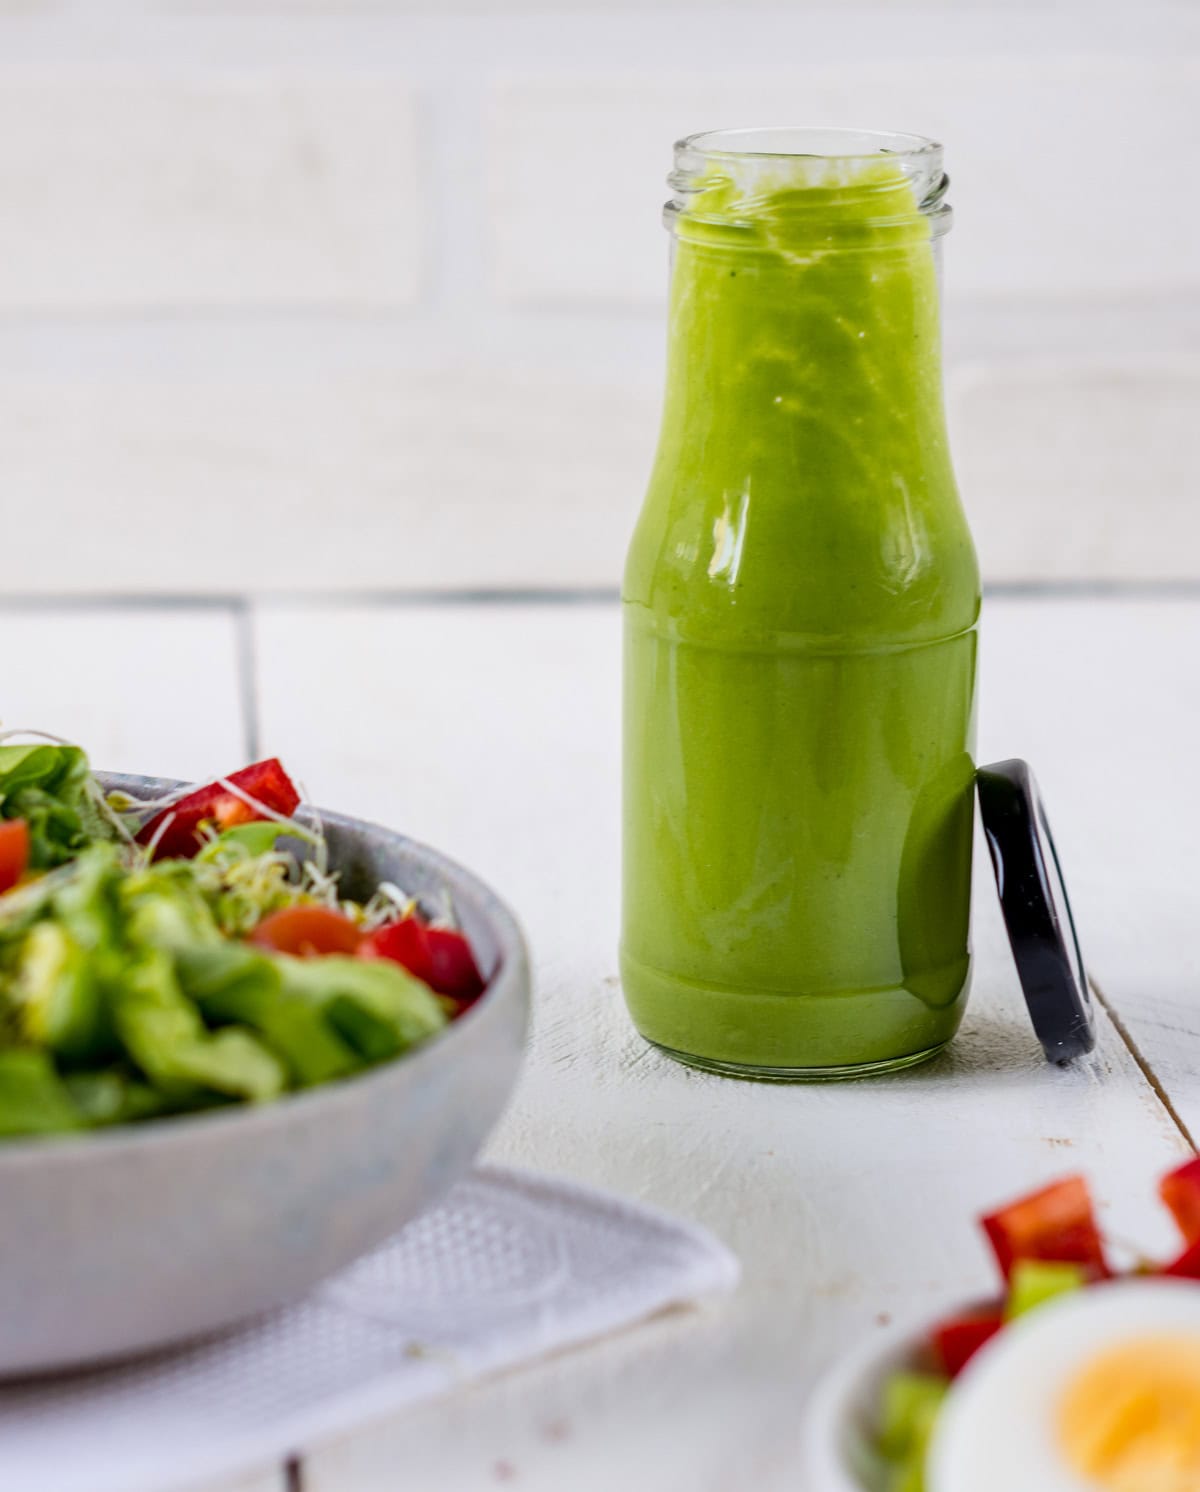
[660,230,949,438]
[657,133,953,466]
[628,129,976,642]
[665,126,952,247]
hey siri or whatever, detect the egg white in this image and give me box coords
[927,1278,1200,1492]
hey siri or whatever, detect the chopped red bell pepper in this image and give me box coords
[1160,1238,1200,1279]
[358,916,426,976]
[930,1307,1004,1378]
[1160,1157,1200,1247]
[980,1176,1109,1283]
[0,819,29,894]
[137,758,300,860]
[359,916,486,1008]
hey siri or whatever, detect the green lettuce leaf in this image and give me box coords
[200,822,297,858]
[0,744,114,868]
[119,859,222,951]
[64,1069,166,1126]
[114,949,286,1104]
[279,955,447,1063]
[10,921,111,1065]
[0,1049,84,1136]
[176,942,360,1087]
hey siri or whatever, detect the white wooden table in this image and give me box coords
[7,589,1198,1492]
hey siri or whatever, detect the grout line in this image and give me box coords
[1091,975,1198,1154]
[0,593,240,611]
[256,586,625,608]
[984,579,1200,601]
[0,587,622,610]
[4,579,1200,612]
[233,601,262,763]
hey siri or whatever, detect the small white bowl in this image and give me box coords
[802,1301,991,1492]
[806,1279,1200,1488]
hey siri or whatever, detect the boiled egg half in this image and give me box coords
[928,1279,1200,1492]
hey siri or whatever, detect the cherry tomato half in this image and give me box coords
[359,917,485,1006]
[249,905,362,958]
[0,819,29,894]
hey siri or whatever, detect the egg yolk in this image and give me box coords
[1058,1333,1200,1491]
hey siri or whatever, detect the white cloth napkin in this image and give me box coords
[0,1166,739,1492]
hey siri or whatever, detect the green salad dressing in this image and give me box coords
[621,133,980,1076]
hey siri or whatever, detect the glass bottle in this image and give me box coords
[621,127,980,1078]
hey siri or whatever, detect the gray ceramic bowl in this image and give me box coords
[0,774,530,1377]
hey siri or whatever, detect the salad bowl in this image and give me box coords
[0,774,530,1377]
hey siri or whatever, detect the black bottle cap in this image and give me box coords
[976,759,1095,1065]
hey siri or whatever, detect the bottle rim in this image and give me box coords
[667,125,952,239]
[677,125,942,163]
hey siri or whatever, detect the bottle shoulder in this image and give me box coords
[624,472,981,647]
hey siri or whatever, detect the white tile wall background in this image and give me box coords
[1,1,1197,593]
[492,61,1200,305]
[0,74,422,311]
